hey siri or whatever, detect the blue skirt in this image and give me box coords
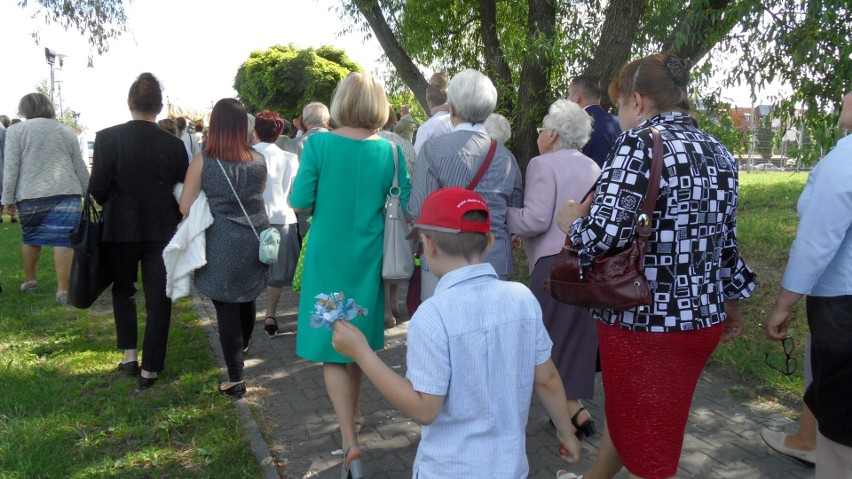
[18,195,82,247]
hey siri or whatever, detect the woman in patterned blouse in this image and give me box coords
[555,54,757,479]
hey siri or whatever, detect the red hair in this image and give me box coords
[254,110,285,143]
[205,98,253,162]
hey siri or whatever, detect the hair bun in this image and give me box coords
[663,55,692,87]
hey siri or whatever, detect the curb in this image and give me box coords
[190,288,280,479]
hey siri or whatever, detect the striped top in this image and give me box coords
[410,124,523,276]
[406,263,552,478]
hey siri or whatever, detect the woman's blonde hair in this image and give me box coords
[330,72,389,130]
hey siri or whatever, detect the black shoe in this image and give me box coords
[264,317,279,338]
[571,407,597,441]
[138,374,158,389]
[219,382,246,398]
[118,360,140,375]
[10,217,17,223]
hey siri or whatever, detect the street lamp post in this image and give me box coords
[44,47,56,98]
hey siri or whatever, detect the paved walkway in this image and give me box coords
[193,286,814,479]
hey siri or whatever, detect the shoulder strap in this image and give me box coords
[215,159,261,242]
[636,127,664,238]
[389,141,399,190]
[467,139,497,190]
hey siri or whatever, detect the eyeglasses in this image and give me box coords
[764,336,798,376]
[536,127,548,135]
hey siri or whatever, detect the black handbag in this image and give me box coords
[545,127,664,311]
[67,194,112,309]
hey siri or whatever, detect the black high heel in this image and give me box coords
[264,317,279,338]
[219,382,246,398]
[340,447,364,479]
[571,407,597,441]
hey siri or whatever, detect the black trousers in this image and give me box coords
[104,241,172,373]
[212,300,256,382]
[805,295,852,447]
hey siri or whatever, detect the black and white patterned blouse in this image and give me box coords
[569,112,757,332]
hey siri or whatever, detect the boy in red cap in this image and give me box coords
[333,187,581,477]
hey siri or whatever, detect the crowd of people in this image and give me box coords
[1,53,850,479]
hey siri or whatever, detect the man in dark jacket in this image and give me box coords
[568,74,621,168]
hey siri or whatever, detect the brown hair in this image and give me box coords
[422,210,490,261]
[608,54,692,113]
[426,84,447,106]
[157,118,178,136]
[17,92,56,120]
[128,72,163,115]
[205,98,253,162]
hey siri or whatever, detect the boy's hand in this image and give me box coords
[511,235,522,249]
[332,320,369,359]
[556,430,581,464]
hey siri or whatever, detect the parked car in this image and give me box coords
[753,163,782,171]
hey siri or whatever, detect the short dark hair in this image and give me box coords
[18,92,55,120]
[426,85,447,106]
[254,110,285,143]
[422,210,490,261]
[127,72,163,115]
[176,116,188,131]
[570,74,601,100]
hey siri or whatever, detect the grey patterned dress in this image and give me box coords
[195,152,269,303]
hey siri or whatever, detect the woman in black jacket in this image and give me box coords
[89,72,188,388]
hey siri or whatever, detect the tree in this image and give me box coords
[233,44,362,119]
[755,116,774,161]
[337,0,851,169]
[19,0,127,64]
[35,80,83,129]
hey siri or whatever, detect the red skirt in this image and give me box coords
[598,321,723,479]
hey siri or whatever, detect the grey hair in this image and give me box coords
[484,113,511,144]
[447,69,497,124]
[542,99,592,150]
[302,101,330,127]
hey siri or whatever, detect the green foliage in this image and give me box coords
[756,116,774,160]
[20,0,128,64]
[692,100,746,156]
[388,91,427,125]
[233,44,362,118]
[34,79,83,129]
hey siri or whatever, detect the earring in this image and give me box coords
[637,113,643,121]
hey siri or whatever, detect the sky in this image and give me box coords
[1,1,783,134]
[0,0,385,132]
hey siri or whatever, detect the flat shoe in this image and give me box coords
[556,472,581,479]
[760,427,815,467]
[20,280,37,293]
[219,382,246,398]
[117,360,140,375]
[138,375,158,389]
[571,407,596,441]
[264,317,279,338]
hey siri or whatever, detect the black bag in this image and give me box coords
[67,195,112,309]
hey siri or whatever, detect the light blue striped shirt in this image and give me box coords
[782,134,852,296]
[406,263,552,479]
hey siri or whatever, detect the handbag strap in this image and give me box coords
[388,141,400,196]
[636,127,664,238]
[215,158,261,242]
[467,139,497,190]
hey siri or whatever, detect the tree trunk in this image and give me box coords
[479,0,515,113]
[352,0,429,112]
[584,0,650,111]
[661,0,738,62]
[512,0,556,170]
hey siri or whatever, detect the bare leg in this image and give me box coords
[349,363,364,431]
[324,362,360,451]
[22,244,41,282]
[53,246,74,292]
[786,403,817,451]
[384,283,396,328]
[583,421,624,479]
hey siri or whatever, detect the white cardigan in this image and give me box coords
[163,186,213,299]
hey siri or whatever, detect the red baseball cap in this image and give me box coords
[410,187,491,238]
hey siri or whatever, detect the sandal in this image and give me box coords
[20,280,37,293]
[55,290,68,305]
[571,407,596,441]
[264,316,279,338]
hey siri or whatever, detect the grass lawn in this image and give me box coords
[0,212,260,478]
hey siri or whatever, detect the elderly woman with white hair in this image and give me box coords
[409,68,523,285]
[507,99,601,441]
[484,112,512,144]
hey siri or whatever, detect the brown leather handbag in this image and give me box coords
[545,128,664,311]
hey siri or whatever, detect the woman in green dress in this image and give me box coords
[290,72,410,477]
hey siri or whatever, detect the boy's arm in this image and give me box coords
[333,320,445,425]
[534,359,581,464]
